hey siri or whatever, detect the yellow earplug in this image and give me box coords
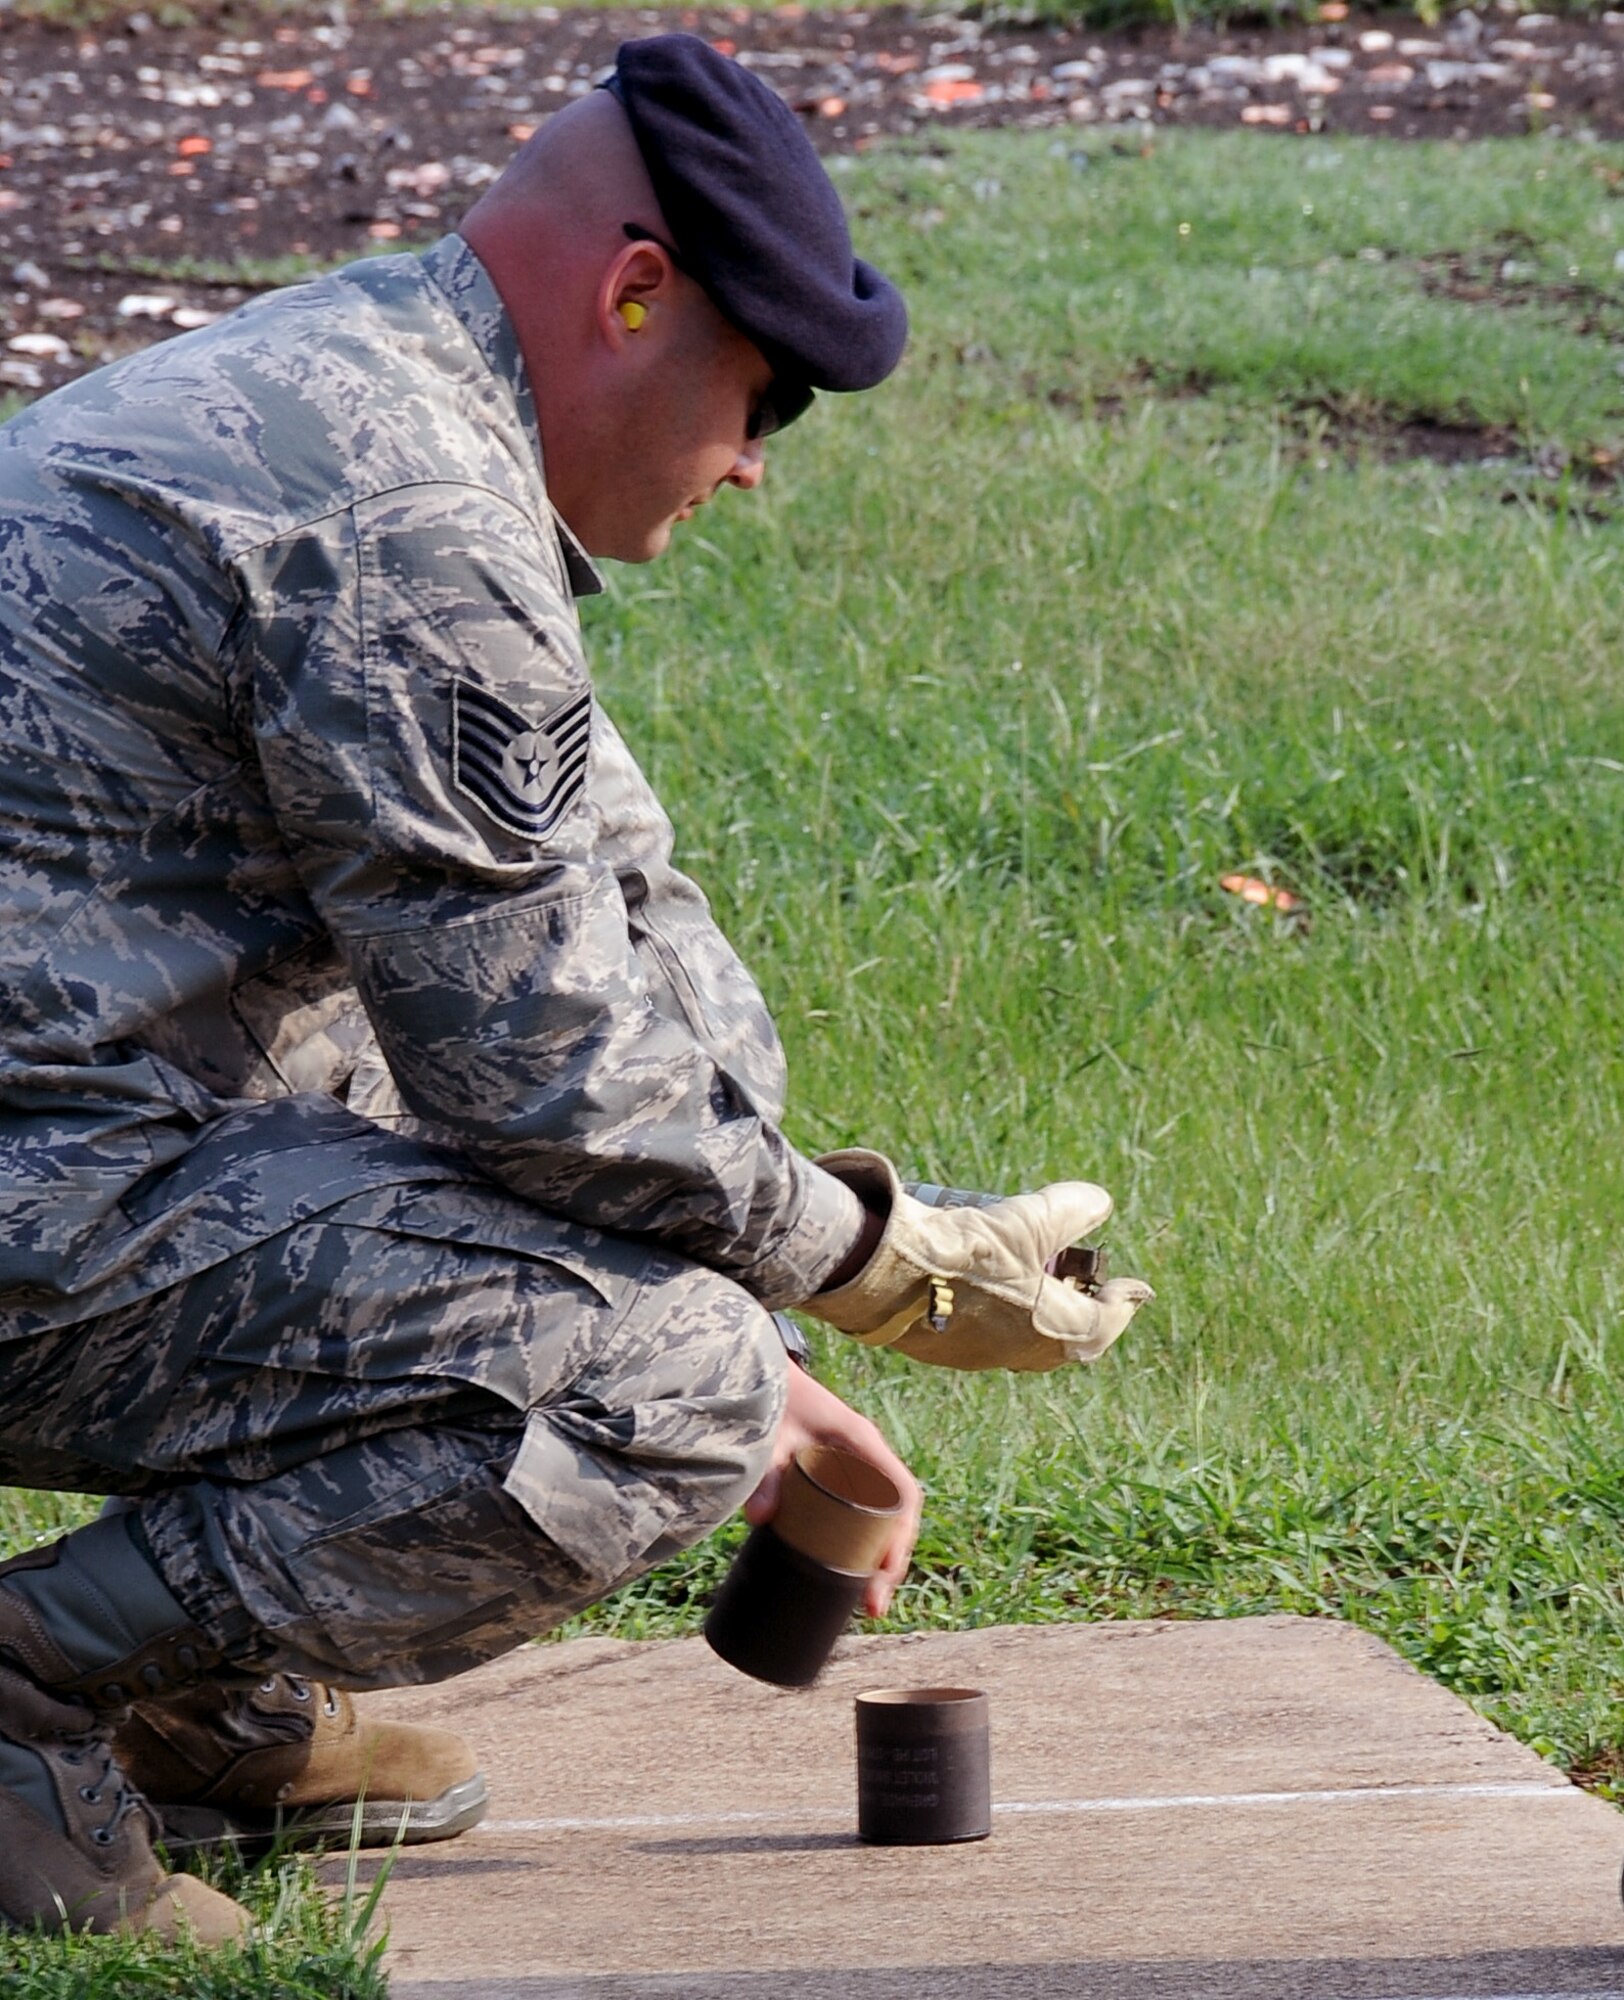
[618,301,647,332]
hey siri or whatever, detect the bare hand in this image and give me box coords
[744,1362,922,1618]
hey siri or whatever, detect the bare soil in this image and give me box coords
[2,7,1622,400]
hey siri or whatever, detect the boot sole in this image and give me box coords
[154,1771,489,1855]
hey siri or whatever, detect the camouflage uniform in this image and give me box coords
[0,236,860,1679]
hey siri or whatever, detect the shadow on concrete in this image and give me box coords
[390,1944,1624,2000]
[632,1831,857,1856]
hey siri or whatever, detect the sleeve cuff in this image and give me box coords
[743,1158,865,1311]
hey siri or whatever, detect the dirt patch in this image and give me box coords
[1053,372,1579,475]
[1301,400,1527,465]
[2,8,1624,402]
[1569,1744,1624,1800]
[1287,397,1622,509]
[1416,242,1624,346]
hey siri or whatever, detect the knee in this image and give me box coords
[659,1282,788,1526]
[518,1263,789,1587]
[609,1264,789,1523]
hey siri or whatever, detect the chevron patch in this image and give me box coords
[452,679,592,841]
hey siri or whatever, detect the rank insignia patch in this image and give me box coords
[452,679,592,841]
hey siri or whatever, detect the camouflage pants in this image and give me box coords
[0,1182,787,1688]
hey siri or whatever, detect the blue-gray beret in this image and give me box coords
[602,35,907,424]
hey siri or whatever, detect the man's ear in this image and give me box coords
[601,241,671,351]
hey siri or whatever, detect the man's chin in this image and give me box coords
[592,521,674,565]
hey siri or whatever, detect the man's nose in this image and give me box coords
[727,443,766,492]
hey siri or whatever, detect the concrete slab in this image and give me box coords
[353,1616,1624,1998]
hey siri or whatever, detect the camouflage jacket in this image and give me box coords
[0,234,859,1332]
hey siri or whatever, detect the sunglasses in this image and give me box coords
[622,223,812,442]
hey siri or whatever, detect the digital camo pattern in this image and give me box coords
[5,1180,786,1685]
[0,232,859,1334]
[452,678,592,839]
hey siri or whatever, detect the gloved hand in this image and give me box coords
[805,1150,1153,1373]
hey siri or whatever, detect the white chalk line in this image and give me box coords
[476,1779,1578,1837]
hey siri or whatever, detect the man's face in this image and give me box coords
[590,301,772,564]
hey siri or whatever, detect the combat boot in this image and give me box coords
[0,1515,250,1940]
[118,1673,487,1851]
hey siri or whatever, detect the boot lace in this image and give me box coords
[266,1673,340,1719]
[271,1674,310,1702]
[58,1719,150,1848]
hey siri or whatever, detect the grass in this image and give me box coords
[5,125,1624,1989]
[560,128,1624,1775]
[0,1844,391,1997]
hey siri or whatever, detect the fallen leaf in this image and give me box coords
[176,134,212,156]
[37,299,85,321]
[368,220,402,240]
[924,77,986,105]
[171,307,221,330]
[507,123,537,143]
[1241,103,1293,123]
[256,69,316,91]
[817,95,847,117]
[1220,873,1302,913]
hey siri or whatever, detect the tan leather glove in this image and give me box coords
[806,1150,1153,1373]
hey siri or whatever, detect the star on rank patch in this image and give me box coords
[452,679,591,841]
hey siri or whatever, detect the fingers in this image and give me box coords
[1031,1180,1115,1249]
[866,1466,923,1617]
[742,1463,782,1528]
[764,1364,922,1617]
[826,1406,921,1618]
[1034,1271,1155,1357]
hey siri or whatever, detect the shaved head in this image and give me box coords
[463,89,670,267]
[459,92,770,564]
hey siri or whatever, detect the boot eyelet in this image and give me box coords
[99,1683,127,1705]
[91,1827,114,1846]
[323,1694,339,1716]
[78,1786,102,1804]
[290,1683,311,1703]
[258,1679,280,1695]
